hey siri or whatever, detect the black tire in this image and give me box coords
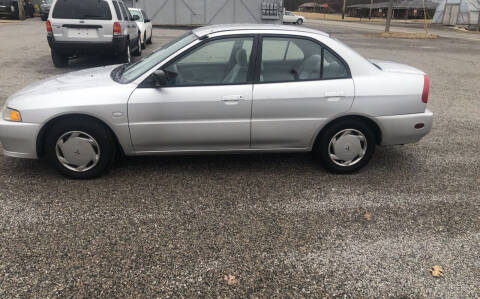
[313,119,375,174]
[118,40,131,63]
[51,49,68,67]
[141,32,146,49]
[44,118,116,179]
[133,35,142,56]
[147,29,152,44]
[297,19,304,25]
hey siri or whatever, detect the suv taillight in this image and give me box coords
[422,75,429,104]
[113,22,121,35]
[46,20,52,33]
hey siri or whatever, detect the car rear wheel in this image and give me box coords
[147,29,152,44]
[44,119,116,179]
[51,50,68,67]
[141,32,146,49]
[297,19,303,25]
[313,120,375,174]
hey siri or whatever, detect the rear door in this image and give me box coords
[251,35,355,150]
[119,1,137,41]
[50,0,114,43]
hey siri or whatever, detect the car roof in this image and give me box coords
[192,24,329,38]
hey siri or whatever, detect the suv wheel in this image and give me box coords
[119,41,131,63]
[313,120,375,174]
[133,36,142,56]
[51,50,68,67]
[44,119,116,179]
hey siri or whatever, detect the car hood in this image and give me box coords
[369,59,425,75]
[11,65,120,98]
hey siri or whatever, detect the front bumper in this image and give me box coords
[47,34,129,56]
[0,118,41,159]
[376,109,433,146]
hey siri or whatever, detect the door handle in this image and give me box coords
[325,91,345,102]
[222,95,244,104]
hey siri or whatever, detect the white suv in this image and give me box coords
[47,0,141,67]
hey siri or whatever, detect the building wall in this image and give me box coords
[128,0,284,25]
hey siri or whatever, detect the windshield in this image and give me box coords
[114,32,197,84]
[129,9,143,21]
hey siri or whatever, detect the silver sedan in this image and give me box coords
[0,24,433,179]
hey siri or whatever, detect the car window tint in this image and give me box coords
[113,1,123,20]
[260,37,321,83]
[323,49,349,79]
[163,37,254,86]
[121,2,133,20]
[141,10,148,19]
[52,0,112,20]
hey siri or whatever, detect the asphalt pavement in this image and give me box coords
[0,18,479,297]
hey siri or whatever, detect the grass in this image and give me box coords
[294,12,432,24]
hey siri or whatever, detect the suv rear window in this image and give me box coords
[52,0,112,20]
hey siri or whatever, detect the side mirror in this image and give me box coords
[153,70,168,87]
[144,18,150,23]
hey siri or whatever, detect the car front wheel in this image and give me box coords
[297,19,304,25]
[44,119,116,179]
[313,120,375,174]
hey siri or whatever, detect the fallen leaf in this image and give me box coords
[224,274,238,286]
[430,265,444,277]
[364,212,372,221]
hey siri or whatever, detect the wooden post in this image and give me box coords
[342,0,346,19]
[385,0,393,32]
[369,0,374,20]
[17,0,25,20]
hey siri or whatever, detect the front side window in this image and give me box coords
[162,37,255,86]
[259,37,349,83]
[52,0,112,20]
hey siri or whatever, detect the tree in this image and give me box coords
[17,0,25,20]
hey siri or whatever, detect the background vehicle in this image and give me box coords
[0,25,432,179]
[0,0,34,19]
[128,8,152,49]
[46,0,141,67]
[283,11,305,24]
[39,0,51,21]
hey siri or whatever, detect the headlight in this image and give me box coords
[2,107,22,122]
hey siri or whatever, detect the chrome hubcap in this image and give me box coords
[55,131,100,172]
[328,129,367,167]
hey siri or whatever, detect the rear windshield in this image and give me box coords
[52,0,112,20]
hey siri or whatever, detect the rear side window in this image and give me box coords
[113,1,123,20]
[119,2,132,20]
[52,0,112,20]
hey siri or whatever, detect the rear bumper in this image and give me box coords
[376,109,433,146]
[0,118,40,160]
[47,34,128,56]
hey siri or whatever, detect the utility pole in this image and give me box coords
[385,0,393,32]
[17,0,25,20]
[342,0,346,19]
[369,0,374,20]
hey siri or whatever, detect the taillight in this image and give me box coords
[46,20,52,33]
[422,75,429,104]
[113,22,121,35]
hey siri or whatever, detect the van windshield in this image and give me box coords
[52,0,112,20]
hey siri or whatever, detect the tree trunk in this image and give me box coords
[385,0,393,32]
[342,0,346,19]
[17,0,25,20]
